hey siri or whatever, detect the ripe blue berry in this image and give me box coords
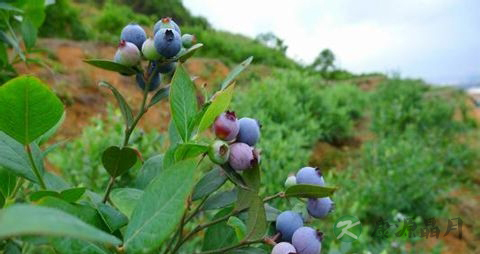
[271,242,297,254]
[228,143,259,171]
[136,62,161,91]
[292,227,322,254]
[236,117,261,146]
[120,24,147,50]
[154,28,182,58]
[158,62,176,74]
[208,140,230,164]
[307,197,334,219]
[142,38,162,60]
[214,111,239,141]
[296,167,324,186]
[114,40,141,67]
[276,211,304,242]
[154,17,181,35]
[181,34,197,48]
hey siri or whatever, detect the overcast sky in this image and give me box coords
[184,0,480,85]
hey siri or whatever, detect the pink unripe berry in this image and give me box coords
[114,40,141,67]
[228,143,259,171]
[213,111,239,141]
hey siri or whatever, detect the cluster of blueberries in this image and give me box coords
[209,111,332,253]
[273,167,334,254]
[208,111,261,170]
[113,17,196,91]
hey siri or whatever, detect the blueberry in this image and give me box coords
[236,117,261,146]
[208,140,230,164]
[296,167,324,186]
[154,28,182,58]
[136,62,161,91]
[228,143,259,171]
[271,242,297,254]
[181,34,197,48]
[276,211,304,242]
[284,175,297,188]
[114,40,141,67]
[153,17,181,35]
[307,197,334,219]
[158,62,176,74]
[292,227,322,254]
[142,38,162,61]
[214,111,239,141]
[120,24,147,50]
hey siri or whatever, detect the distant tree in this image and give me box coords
[256,32,288,54]
[309,49,336,73]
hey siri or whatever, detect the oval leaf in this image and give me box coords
[192,166,227,201]
[169,64,198,142]
[148,86,170,108]
[285,184,336,198]
[134,155,164,190]
[174,143,208,162]
[60,187,86,203]
[110,188,144,218]
[220,56,253,90]
[0,204,121,246]
[203,208,237,251]
[124,159,197,253]
[84,59,136,75]
[202,189,238,211]
[178,43,203,63]
[99,81,134,128]
[0,76,64,145]
[102,146,137,178]
[198,84,235,132]
[244,195,267,241]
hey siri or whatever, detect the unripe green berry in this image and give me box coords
[181,34,197,48]
[208,140,230,164]
[142,38,162,60]
[285,175,297,188]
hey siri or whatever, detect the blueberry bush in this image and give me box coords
[0,18,338,254]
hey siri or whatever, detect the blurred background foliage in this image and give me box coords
[1,0,479,253]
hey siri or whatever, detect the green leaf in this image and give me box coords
[163,143,177,170]
[220,164,248,189]
[168,119,182,146]
[30,190,59,202]
[84,59,136,75]
[0,3,23,12]
[0,193,4,208]
[134,155,163,189]
[192,166,228,201]
[264,204,281,222]
[37,196,108,231]
[202,207,237,251]
[0,167,16,198]
[244,195,267,240]
[96,203,128,233]
[0,132,44,183]
[124,159,197,253]
[21,18,37,49]
[228,247,267,254]
[44,172,70,191]
[99,81,134,128]
[0,43,7,66]
[0,31,25,61]
[178,43,203,63]
[235,165,261,212]
[174,143,208,162]
[36,112,65,145]
[202,189,237,211]
[198,84,235,132]
[110,188,143,218]
[169,64,198,142]
[60,187,86,203]
[20,0,46,28]
[50,237,110,254]
[0,204,121,245]
[0,76,64,145]
[101,146,137,178]
[285,184,336,198]
[227,216,247,241]
[220,56,253,90]
[148,86,169,108]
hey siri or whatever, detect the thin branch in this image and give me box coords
[26,145,46,190]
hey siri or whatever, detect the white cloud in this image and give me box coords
[184,0,480,84]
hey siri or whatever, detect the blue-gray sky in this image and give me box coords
[184,0,480,85]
